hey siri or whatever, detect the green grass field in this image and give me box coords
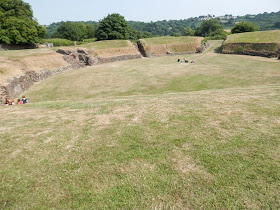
[224,30,280,44]
[0,41,279,209]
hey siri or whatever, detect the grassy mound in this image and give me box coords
[1,42,279,208]
[0,48,68,85]
[62,40,141,58]
[138,36,204,56]
[222,30,280,57]
[224,30,280,44]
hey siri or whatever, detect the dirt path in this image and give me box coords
[203,40,224,54]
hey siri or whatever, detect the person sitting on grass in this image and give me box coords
[177,58,180,62]
[5,98,9,106]
[191,60,195,63]
[22,96,28,104]
[17,99,23,105]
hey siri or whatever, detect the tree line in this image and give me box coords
[45,10,280,40]
[0,0,279,45]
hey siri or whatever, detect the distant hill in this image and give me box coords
[45,11,280,37]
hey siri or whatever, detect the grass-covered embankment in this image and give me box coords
[138,36,204,56]
[81,40,140,58]
[0,42,279,209]
[0,48,69,85]
[222,30,280,57]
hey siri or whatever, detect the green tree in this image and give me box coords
[170,32,181,37]
[273,21,280,29]
[209,28,228,40]
[85,24,95,38]
[53,22,88,41]
[0,0,46,44]
[129,27,153,40]
[195,19,223,37]
[95,13,130,40]
[231,22,258,34]
[183,26,194,36]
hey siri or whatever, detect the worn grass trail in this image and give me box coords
[0,43,279,209]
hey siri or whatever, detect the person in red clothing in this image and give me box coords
[17,99,23,105]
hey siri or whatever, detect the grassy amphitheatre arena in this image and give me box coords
[0,40,280,209]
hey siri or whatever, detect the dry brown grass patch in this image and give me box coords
[171,149,212,178]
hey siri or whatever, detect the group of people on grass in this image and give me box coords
[177,58,195,63]
[4,96,28,106]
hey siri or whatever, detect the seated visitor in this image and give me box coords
[22,96,28,104]
[18,99,23,105]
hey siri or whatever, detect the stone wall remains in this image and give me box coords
[221,43,280,58]
[0,67,73,103]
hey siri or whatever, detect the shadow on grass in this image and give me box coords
[214,46,222,53]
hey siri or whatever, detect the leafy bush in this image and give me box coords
[40,38,74,46]
[170,32,181,37]
[183,26,195,36]
[209,28,228,40]
[82,38,97,44]
[234,46,244,52]
[129,28,153,40]
[52,22,88,41]
[231,22,258,34]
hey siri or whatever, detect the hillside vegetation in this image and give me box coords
[0,41,279,209]
[46,11,280,37]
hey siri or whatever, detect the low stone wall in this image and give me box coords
[97,54,142,64]
[1,70,52,100]
[0,67,74,103]
[221,43,280,58]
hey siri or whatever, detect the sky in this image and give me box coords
[24,0,280,25]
